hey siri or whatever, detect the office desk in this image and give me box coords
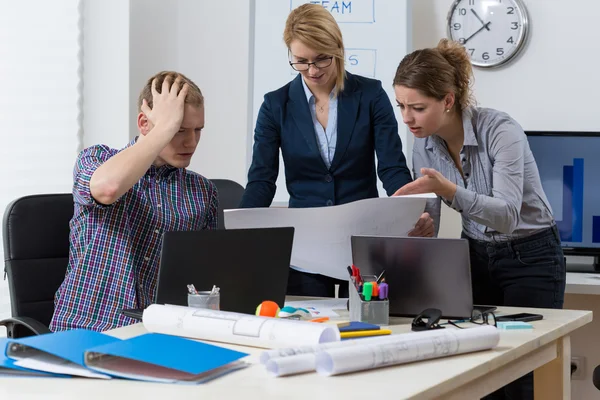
[566,272,600,295]
[0,305,591,400]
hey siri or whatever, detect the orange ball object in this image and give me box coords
[255,300,280,318]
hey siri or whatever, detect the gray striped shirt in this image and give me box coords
[413,107,555,242]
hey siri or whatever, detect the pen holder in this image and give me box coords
[188,291,220,310]
[348,276,389,326]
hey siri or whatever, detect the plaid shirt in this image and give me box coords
[50,139,218,332]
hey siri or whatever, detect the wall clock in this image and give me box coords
[447,0,530,68]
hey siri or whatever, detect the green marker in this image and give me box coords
[362,282,373,301]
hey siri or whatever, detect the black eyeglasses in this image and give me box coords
[289,56,334,71]
[448,310,497,329]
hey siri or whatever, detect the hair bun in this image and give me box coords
[436,39,473,111]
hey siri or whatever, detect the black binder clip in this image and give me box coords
[411,308,445,332]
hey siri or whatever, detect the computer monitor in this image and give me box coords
[526,131,600,269]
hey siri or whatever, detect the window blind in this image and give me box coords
[0,0,83,328]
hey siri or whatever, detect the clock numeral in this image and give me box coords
[458,38,466,44]
[507,36,514,44]
[496,48,505,56]
[482,52,490,61]
[507,6,515,14]
[458,8,467,15]
[453,23,462,30]
[469,0,475,5]
[468,48,475,56]
[511,22,519,30]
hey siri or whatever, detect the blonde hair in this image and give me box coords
[137,71,203,111]
[393,39,474,112]
[283,3,345,95]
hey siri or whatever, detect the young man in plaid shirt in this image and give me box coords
[50,72,218,331]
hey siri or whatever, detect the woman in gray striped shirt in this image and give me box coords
[392,39,565,399]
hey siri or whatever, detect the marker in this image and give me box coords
[371,282,379,297]
[362,282,373,301]
[379,280,389,300]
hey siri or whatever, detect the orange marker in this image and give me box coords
[371,282,379,297]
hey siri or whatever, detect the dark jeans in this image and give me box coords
[463,225,566,400]
[287,268,350,298]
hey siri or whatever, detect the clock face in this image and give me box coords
[447,0,529,68]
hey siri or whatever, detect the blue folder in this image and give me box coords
[83,333,249,384]
[0,338,67,377]
[5,329,122,378]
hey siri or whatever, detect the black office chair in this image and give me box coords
[0,194,73,338]
[211,179,245,229]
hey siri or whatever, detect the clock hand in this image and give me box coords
[471,9,491,31]
[463,21,491,44]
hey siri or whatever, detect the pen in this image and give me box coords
[351,264,362,285]
[309,317,330,323]
[376,270,386,284]
[340,329,392,339]
[187,284,198,295]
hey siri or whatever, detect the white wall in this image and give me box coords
[125,0,252,183]
[175,0,251,184]
[83,0,131,149]
[413,0,600,131]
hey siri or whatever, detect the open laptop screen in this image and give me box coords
[351,236,473,319]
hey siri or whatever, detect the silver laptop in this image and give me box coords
[351,236,473,319]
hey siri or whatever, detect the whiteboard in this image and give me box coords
[250,0,413,205]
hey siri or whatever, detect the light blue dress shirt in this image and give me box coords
[291,78,339,275]
[301,77,338,169]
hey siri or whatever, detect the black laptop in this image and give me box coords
[351,235,474,319]
[121,227,294,320]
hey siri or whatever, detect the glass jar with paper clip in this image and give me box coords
[348,274,389,325]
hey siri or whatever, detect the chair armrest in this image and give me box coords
[0,316,51,338]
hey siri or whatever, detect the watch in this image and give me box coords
[447,0,530,68]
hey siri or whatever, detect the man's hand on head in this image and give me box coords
[140,76,189,141]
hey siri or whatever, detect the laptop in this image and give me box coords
[351,235,473,319]
[121,227,294,320]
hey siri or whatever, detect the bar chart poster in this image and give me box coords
[528,135,600,248]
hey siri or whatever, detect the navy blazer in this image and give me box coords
[240,72,412,208]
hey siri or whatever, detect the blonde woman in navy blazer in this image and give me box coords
[240,4,432,297]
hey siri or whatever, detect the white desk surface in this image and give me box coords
[566,272,600,295]
[0,304,592,400]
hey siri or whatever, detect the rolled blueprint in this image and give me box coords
[143,304,340,349]
[315,325,499,376]
[261,333,410,364]
[265,353,317,377]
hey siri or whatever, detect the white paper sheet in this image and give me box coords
[284,299,349,318]
[14,353,110,379]
[315,325,499,376]
[143,304,340,349]
[224,194,435,279]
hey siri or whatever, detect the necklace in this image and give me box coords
[316,102,328,114]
